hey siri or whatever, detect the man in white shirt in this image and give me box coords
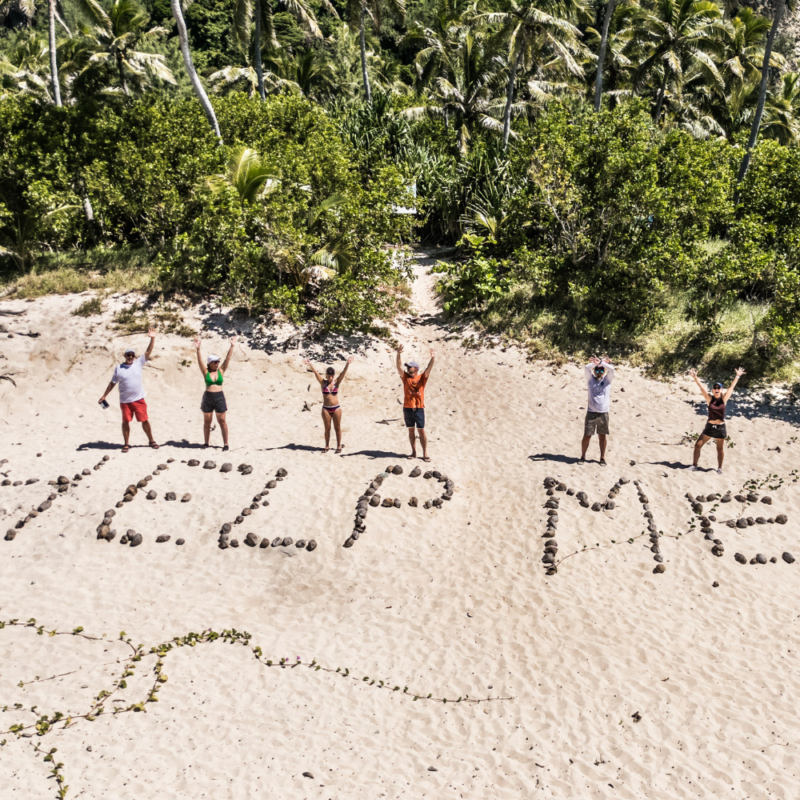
[579,355,615,466]
[98,328,159,452]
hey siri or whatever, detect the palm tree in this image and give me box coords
[232,0,338,102]
[586,0,640,109]
[205,145,280,208]
[208,64,297,96]
[483,0,588,148]
[343,0,406,104]
[736,0,795,182]
[634,0,723,123]
[170,0,221,139]
[83,0,175,95]
[761,72,800,144]
[403,29,506,154]
[268,49,336,98]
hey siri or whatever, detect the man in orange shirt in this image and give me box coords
[396,343,436,461]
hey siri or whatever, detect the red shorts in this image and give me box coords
[120,399,148,422]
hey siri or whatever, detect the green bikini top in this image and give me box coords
[205,369,223,387]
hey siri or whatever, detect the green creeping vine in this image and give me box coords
[0,619,513,798]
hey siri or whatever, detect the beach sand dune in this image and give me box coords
[1,260,799,798]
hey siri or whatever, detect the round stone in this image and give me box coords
[734,553,747,564]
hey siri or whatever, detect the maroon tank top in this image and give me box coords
[708,395,725,422]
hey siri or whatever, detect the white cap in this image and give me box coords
[207,354,220,364]
[124,348,135,355]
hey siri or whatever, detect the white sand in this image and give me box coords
[1,254,799,799]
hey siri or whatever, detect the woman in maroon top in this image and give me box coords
[688,367,745,474]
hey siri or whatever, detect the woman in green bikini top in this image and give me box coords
[194,336,236,451]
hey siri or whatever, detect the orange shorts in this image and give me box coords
[121,399,148,422]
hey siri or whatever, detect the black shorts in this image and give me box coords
[403,408,425,429]
[201,391,227,414]
[703,422,726,439]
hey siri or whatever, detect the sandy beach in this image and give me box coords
[1,252,800,799]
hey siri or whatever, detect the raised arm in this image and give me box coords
[688,368,710,404]
[337,356,355,385]
[144,327,156,361]
[302,358,324,385]
[221,335,237,373]
[723,367,745,403]
[395,344,405,378]
[193,337,207,377]
[601,359,615,383]
[423,347,436,378]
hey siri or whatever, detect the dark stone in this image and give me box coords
[650,545,660,554]
[296,540,306,548]
[97,525,110,540]
[1,479,10,486]
[755,553,767,564]
[782,552,795,564]
[218,539,229,550]
[271,537,283,547]
[736,518,747,529]
[768,518,774,524]
[167,458,175,464]
[156,535,171,543]
[432,471,441,479]
[245,533,259,547]
[381,497,394,507]
[392,465,403,475]
[761,496,773,505]
[357,508,368,518]
[129,533,143,547]
[542,530,555,538]
[25,478,39,485]
[249,502,259,510]
[176,539,185,545]
[105,530,116,542]
[605,501,616,510]
[776,514,788,524]
[653,564,666,574]
[734,553,747,564]
[712,581,719,587]
[258,537,269,548]
[580,499,590,508]
[654,555,664,563]
[282,537,293,547]
[423,501,432,509]
[242,508,252,516]
[276,468,288,478]
[203,461,216,469]
[306,540,317,551]
[423,471,432,479]
[82,468,91,476]
[364,487,375,497]
[756,517,766,525]
[713,539,723,545]
[230,539,239,548]
[734,494,746,503]
[57,476,69,485]
[220,463,233,473]
[692,503,703,515]
[409,497,418,507]
[542,553,555,564]
[303,772,314,779]
[591,502,602,512]
[38,499,52,512]
[770,556,777,563]
[750,558,757,565]
[640,495,649,505]
[566,488,575,496]
[711,545,724,557]
[103,455,110,462]
[182,494,191,503]
[15,520,24,528]
[262,500,270,507]
[188,459,200,467]
[545,499,559,509]
[746,517,755,526]
[556,482,567,491]
[120,534,129,545]
[234,516,244,524]
[705,494,717,503]
[432,498,443,508]
[266,480,277,489]
[240,466,253,475]
[122,494,134,503]
[409,467,421,478]
[546,488,555,496]
[644,511,653,519]
[343,538,354,548]
[393,498,402,508]
[165,492,177,501]
[221,523,232,534]
[747,493,759,503]
[158,464,168,471]
[721,493,731,503]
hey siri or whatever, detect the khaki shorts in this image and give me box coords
[584,411,609,436]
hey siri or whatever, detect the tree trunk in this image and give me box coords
[594,0,616,112]
[48,0,61,106]
[170,0,222,140]
[117,52,130,96]
[737,0,784,183]
[254,0,265,101]
[502,47,522,149]
[653,68,668,123]
[359,4,371,105]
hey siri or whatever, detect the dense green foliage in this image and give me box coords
[1,0,800,365]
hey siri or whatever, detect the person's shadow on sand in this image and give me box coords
[529,453,582,465]
[77,441,122,451]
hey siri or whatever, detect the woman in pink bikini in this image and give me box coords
[303,357,354,453]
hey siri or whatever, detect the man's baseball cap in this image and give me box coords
[124,348,135,355]
[405,360,420,370]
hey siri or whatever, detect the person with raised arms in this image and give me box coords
[303,357,354,453]
[688,367,745,474]
[579,355,615,466]
[396,344,435,461]
[98,328,159,452]
[194,335,236,451]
